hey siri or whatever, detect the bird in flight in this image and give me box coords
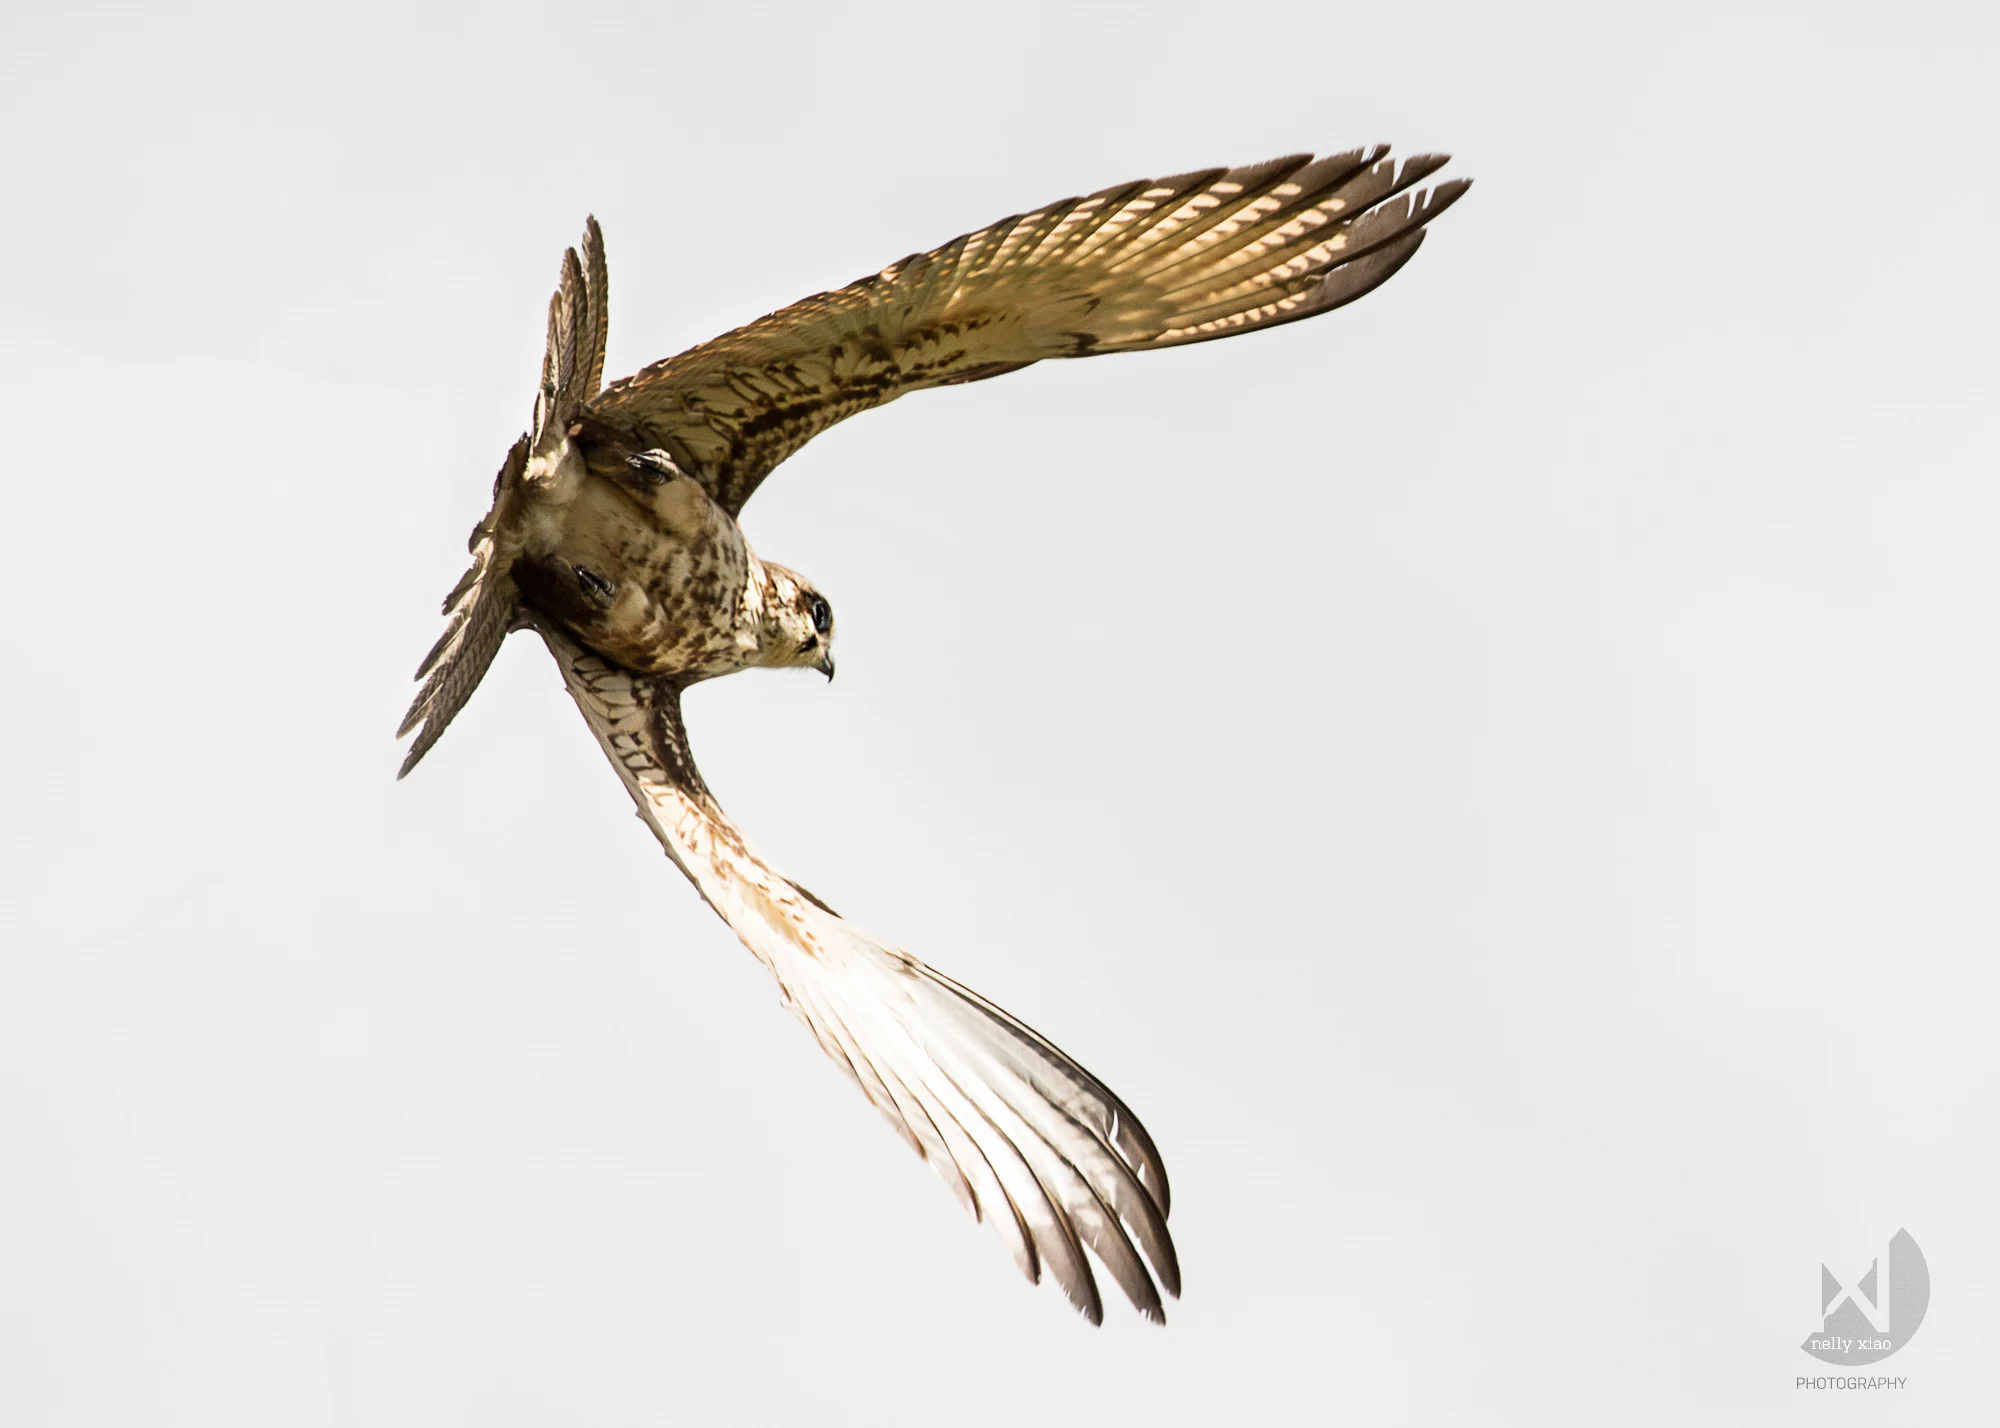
[399,147,1469,1324]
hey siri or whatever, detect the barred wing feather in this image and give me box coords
[535,618,1178,1323]
[590,147,1468,513]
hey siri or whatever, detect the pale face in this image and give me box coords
[758,564,836,679]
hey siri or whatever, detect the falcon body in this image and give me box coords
[507,441,830,682]
[399,147,1469,1323]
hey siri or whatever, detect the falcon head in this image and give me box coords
[758,563,836,681]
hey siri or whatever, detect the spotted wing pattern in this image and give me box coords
[397,218,610,776]
[535,617,1179,1323]
[589,147,1469,514]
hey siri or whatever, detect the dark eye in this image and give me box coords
[809,596,832,636]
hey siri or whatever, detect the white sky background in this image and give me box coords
[2,0,1996,1422]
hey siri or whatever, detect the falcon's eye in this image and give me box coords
[809,596,832,636]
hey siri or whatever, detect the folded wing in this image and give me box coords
[535,617,1179,1323]
[589,146,1469,513]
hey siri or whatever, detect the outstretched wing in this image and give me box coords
[589,146,1469,514]
[397,217,611,776]
[535,617,1178,1324]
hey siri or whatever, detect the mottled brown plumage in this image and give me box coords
[398,147,1470,1322]
[592,147,1468,516]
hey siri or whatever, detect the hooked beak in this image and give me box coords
[817,649,835,682]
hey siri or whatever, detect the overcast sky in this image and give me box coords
[2,2,1996,1424]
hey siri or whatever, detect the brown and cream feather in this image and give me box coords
[590,147,1468,513]
[533,618,1178,1324]
[397,218,610,776]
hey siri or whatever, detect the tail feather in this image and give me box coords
[397,219,608,776]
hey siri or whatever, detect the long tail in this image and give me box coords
[397,218,609,776]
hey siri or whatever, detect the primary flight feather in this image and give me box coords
[399,146,1469,1323]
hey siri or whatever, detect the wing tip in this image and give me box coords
[1426,174,1476,215]
[1067,1281,1107,1327]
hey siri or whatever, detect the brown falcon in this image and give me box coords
[399,147,1469,1324]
